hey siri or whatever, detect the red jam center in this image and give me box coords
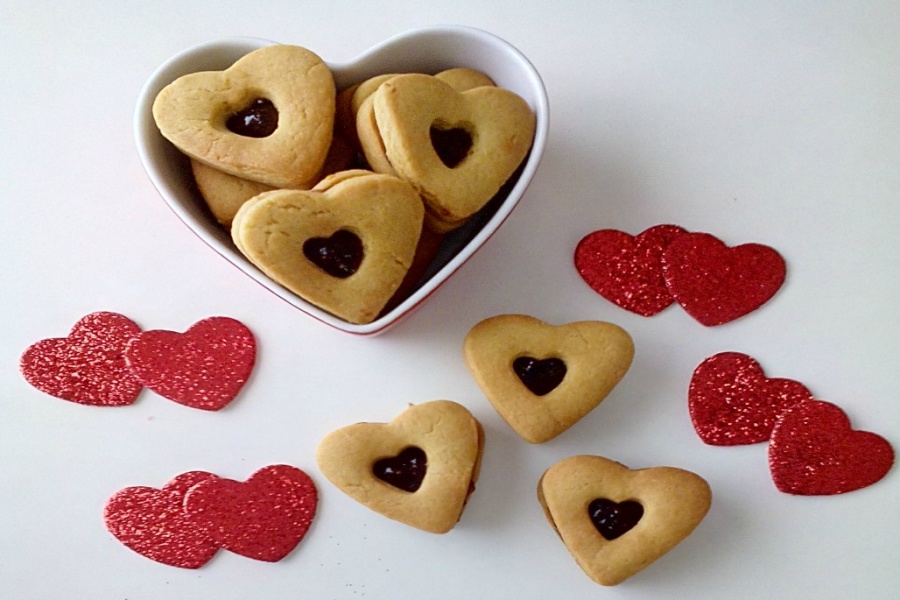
[302,230,364,278]
[513,356,567,396]
[588,498,643,540]
[226,98,279,137]
[373,446,427,493]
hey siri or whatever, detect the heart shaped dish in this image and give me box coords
[135,26,549,335]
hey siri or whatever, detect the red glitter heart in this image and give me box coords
[661,232,786,326]
[20,312,143,406]
[689,352,813,445]
[124,316,255,411]
[104,471,220,568]
[769,401,894,495]
[574,225,688,316]
[184,465,318,562]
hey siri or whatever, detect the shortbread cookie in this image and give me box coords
[231,170,423,324]
[190,126,357,227]
[153,44,335,188]
[341,68,494,153]
[316,400,484,533]
[464,315,634,443]
[190,160,276,226]
[380,226,445,315]
[538,455,712,586]
[371,73,535,224]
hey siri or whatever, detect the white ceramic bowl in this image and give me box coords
[135,25,549,335]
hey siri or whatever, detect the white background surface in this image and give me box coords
[1,2,898,598]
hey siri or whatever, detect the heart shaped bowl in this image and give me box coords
[135,25,549,335]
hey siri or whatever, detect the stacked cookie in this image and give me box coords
[152,44,536,324]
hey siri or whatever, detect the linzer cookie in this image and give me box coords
[316,400,484,533]
[353,68,497,216]
[538,455,712,586]
[231,170,424,324]
[153,44,335,188]
[369,73,535,229]
[464,315,634,443]
[188,129,356,227]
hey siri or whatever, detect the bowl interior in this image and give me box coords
[135,26,549,335]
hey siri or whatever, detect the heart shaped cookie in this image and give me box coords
[316,400,484,533]
[661,232,787,326]
[689,352,813,445]
[124,316,256,411]
[152,44,335,188]
[104,471,220,569]
[184,465,318,562]
[350,69,495,198]
[464,315,634,443]
[538,455,712,586]
[231,170,424,324]
[768,400,894,495]
[20,312,143,406]
[371,73,535,225]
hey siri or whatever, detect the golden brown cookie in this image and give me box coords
[153,44,335,188]
[464,315,634,443]
[230,170,423,324]
[342,68,494,154]
[380,226,445,314]
[538,455,712,586]
[190,127,356,228]
[316,400,484,533]
[190,159,275,226]
[372,73,535,224]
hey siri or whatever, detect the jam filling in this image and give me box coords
[373,446,427,493]
[302,229,363,278]
[588,498,644,541]
[430,124,472,168]
[513,356,567,396]
[226,98,278,137]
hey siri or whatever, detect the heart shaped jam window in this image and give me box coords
[302,229,364,278]
[430,121,474,168]
[513,356,567,396]
[226,97,279,138]
[588,498,644,541]
[373,446,427,493]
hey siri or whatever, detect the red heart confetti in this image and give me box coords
[769,400,894,495]
[689,352,814,445]
[574,224,688,316]
[124,316,255,411]
[184,464,318,562]
[661,232,786,326]
[104,471,221,569]
[20,312,143,406]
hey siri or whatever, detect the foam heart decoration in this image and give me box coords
[316,400,483,533]
[20,312,143,406]
[152,44,335,188]
[183,465,318,562]
[124,316,255,411]
[104,471,220,568]
[689,352,813,445]
[464,315,634,443]
[538,455,712,586]
[768,400,894,495]
[661,232,786,326]
[135,28,549,334]
[574,225,688,316]
[231,171,424,325]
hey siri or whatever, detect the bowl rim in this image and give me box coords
[134,25,549,335]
